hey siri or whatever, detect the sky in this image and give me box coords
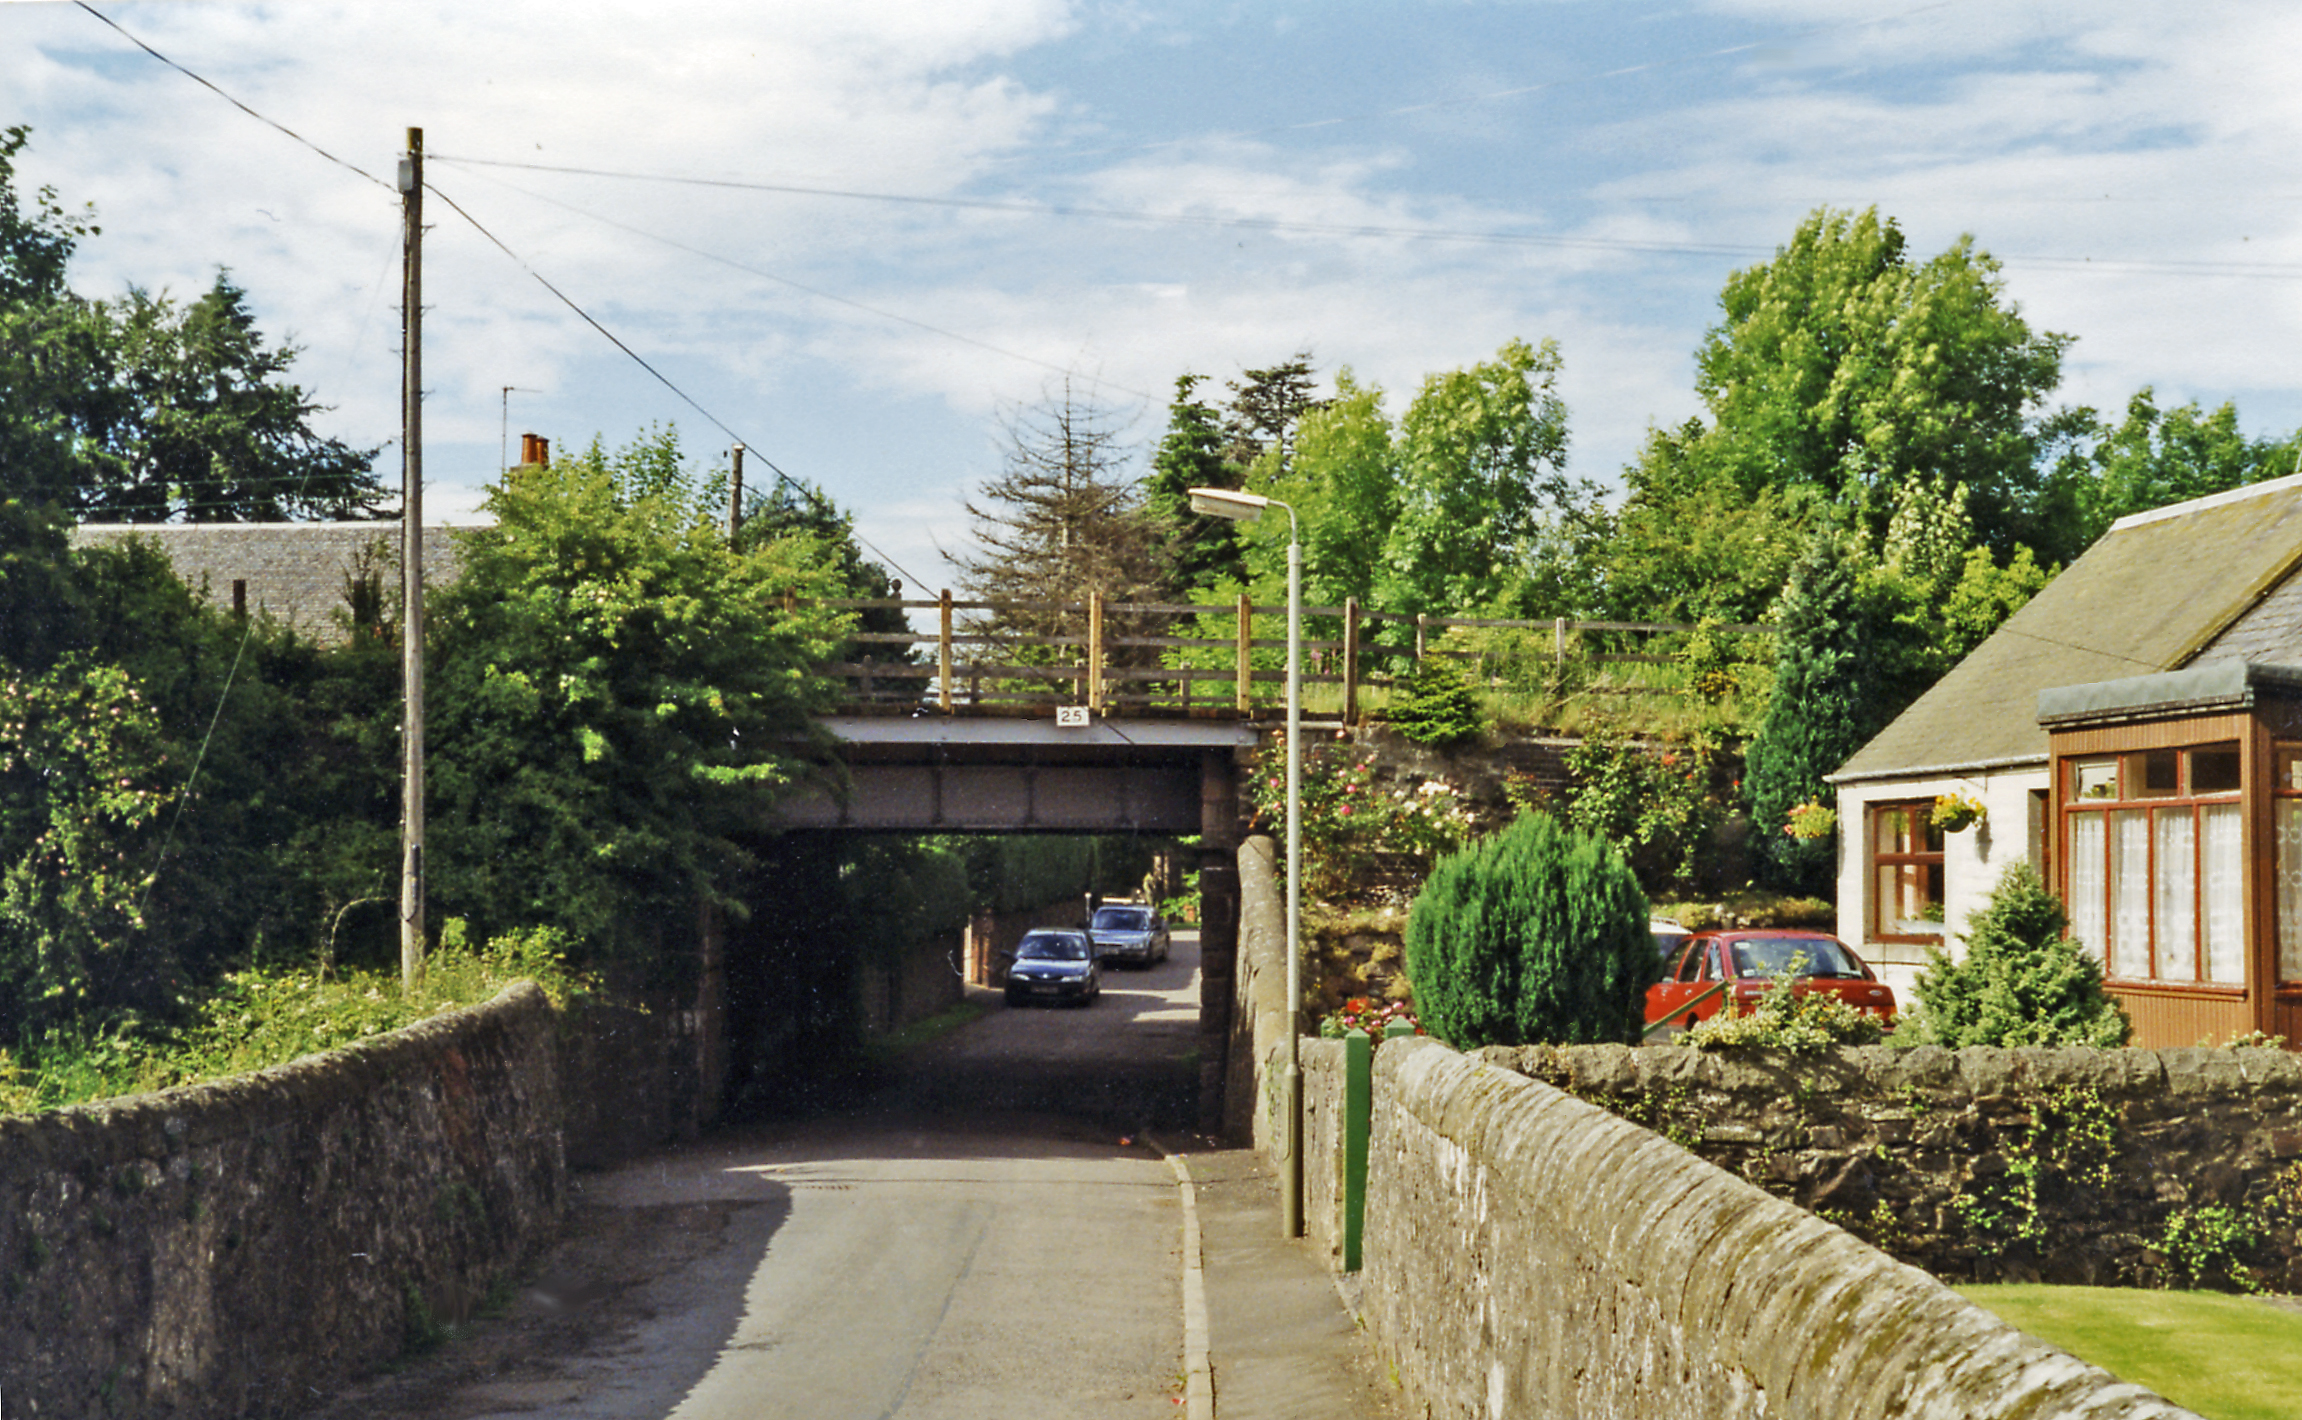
[6,0,2301,596]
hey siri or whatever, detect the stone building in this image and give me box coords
[68,521,474,645]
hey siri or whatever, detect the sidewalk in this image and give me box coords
[1177,1148,1410,1420]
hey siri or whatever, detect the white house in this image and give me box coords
[1831,472,2302,1049]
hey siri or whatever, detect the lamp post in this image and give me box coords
[1188,486,1304,1238]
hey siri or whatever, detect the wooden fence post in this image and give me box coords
[1236,592,1253,713]
[1343,597,1360,724]
[1088,591,1105,713]
[1415,613,1428,663]
[1555,616,1568,669]
[938,589,954,713]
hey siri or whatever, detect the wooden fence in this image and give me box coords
[815,593,1768,719]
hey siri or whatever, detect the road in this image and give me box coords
[308,934,1211,1420]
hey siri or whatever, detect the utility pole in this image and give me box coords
[729,443,745,541]
[398,126,426,993]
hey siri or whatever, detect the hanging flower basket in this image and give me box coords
[1783,801,1838,840]
[1932,792,1986,833]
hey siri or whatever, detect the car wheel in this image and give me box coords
[1005,990,1025,1007]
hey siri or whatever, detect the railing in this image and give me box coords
[814,592,1769,718]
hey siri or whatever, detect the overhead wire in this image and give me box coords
[435,161,1157,402]
[420,179,929,590]
[431,154,2302,283]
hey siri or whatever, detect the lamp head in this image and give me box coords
[1188,487,1269,523]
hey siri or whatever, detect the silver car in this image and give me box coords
[1088,903,1170,967]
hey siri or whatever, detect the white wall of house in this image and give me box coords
[1833,764,2049,1001]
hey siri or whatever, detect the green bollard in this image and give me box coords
[1344,1027,1372,1272]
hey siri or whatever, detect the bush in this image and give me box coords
[1386,658,1485,747]
[1911,863,2131,1048]
[1681,968,1886,1052]
[1403,811,1654,1047]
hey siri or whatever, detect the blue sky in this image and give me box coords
[6,0,2299,592]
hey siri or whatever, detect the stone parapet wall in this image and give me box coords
[0,984,566,1419]
[1490,1041,2302,1290]
[1359,1038,2199,1419]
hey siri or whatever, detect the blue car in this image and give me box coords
[1004,930,1101,1006]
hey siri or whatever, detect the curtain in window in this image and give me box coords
[2109,809,2151,980]
[2068,812,2107,969]
[2280,800,2302,983]
[2152,809,2197,982]
[2201,804,2244,985]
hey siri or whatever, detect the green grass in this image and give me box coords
[1956,1284,2302,1420]
[0,923,595,1116]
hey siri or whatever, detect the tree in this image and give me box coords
[1403,811,1654,1048]
[950,383,1165,653]
[1605,207,2070,623]
[425,428,851,961]
[1220,352,1321,469]
[2033,390,2302,566]
[1142,374,1246,592]
[54,276,387,522]
[1912,864,2130,1047]
[0,128,383,526]
[1226,340,1591,630]
[1376,336,1584,624]
[1744,529,1876,893]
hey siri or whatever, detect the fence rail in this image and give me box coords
[812,592,1768,719]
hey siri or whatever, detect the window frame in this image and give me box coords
[2060,740,2245,989]
[1868,800,1947,945]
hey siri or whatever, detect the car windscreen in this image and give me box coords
[1092,908,1150,931]
[1017,936,1088,961]
[1729,936,1864,979]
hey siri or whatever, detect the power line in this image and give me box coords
[74,3,394,194]
[422,179,928,589]
[439,163,1157,402]
[428,154,2302,283]
[431,153,1759,259]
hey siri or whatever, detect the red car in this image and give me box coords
[1644,929,1897,1032]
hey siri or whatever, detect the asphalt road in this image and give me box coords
[308,933,1211,1420]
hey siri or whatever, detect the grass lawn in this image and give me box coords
[1956,1284,2302,1420]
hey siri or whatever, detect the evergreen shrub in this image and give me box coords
[1386,659,1485,747]
[1403,811,1655,1047]
[1911,864,2131,1047]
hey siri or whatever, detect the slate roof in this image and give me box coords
[1833,471,2302,782]
[68,522,477,645]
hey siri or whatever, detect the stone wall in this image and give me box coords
[1358,1038,2200,1419]
[1229,835,1291,1146]
[1492,1040,2302,1290]
[0,984,566,1419]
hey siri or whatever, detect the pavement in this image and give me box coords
[1159,1144,1410,1420]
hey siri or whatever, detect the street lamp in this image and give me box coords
[1188,487,1305,1238]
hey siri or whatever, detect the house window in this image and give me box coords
[1870,802,1944,941]
[2276,745,2302,984]
[2063,745,2243,985]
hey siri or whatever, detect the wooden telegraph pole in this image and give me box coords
[729,443,745,540]
[398,126,426,992]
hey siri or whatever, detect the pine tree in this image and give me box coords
[949,384,1165,658]
[1914,864,2131,1047]
[1745,528,1873,893]
[1143,374,1245,591]
[1404,811,1653,1048]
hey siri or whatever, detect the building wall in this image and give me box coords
[1833,765,2048,999]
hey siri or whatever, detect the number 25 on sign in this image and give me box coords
[1057,706,1090,728]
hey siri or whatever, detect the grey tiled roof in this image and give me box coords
[68,522,477,645]
[1834,472,2302,782]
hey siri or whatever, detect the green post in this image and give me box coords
[1344,1027,1372,1271]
